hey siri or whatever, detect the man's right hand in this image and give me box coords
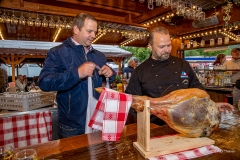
[77,62,96,79]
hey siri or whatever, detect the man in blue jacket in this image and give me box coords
[38,13,115,138]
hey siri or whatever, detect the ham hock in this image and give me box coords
[131,88,220,138]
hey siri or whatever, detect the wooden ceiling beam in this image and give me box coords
[56,0,142,16]
[132,7,171,24]
[0,0,146,28]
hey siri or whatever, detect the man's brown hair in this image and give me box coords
[72,13,97,30]
[149,27,170,45]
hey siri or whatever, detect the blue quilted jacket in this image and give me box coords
[38,37,115,128]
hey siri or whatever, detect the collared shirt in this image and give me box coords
[71,37,93,54]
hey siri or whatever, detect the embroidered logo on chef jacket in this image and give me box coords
[181,71,188,78]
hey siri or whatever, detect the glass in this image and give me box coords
[200,39,205,47]
[55,17,62,29]
[181,42,184,49]
[187,41,191,48]
[14,149,38,160]
[19,13,26,25]
[236,35,240,42]
[210,39,215,46]
[49,16,55,28]
[10,11,18,25]
[224,37,229,44]
[218,38,222,45]
[0,145,14,160]
[35,14,41,27]
[41,15,48,27]
[27,13,34,26]
[193,41,197,48]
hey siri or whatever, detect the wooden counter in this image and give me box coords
[14,108,240,160]
[205,86,233,104]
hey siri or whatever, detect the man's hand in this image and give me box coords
[98,65,113,78]
[216,102,234,114]
[78,62,96,79]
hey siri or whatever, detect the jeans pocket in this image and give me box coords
[59,123,84,138]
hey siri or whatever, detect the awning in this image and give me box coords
[0,40,132,58]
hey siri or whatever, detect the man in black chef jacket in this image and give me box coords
[125,26,233,125]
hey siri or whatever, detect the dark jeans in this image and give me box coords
[58,123,85,139]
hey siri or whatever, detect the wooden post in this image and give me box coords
[136,100,150,151]
[11,54,15,82]
[133,100,215,158]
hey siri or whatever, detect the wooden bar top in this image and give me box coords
[14,108,240,160]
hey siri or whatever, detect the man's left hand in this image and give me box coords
[216,102,234,113]
[98,65,113,78]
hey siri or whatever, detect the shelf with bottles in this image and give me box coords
[112,72,131,92]
[198,69,240,72]
[196,69,237,87]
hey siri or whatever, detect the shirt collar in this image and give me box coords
[71,37,93,54]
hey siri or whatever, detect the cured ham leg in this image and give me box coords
[131,88,220,138]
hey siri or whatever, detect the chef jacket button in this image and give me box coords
[176,84,179,86]
[175,72,177,74]
[152,64,154,66]
[159,87,161,89]
[173,61,175,63]
[156,74,158,76]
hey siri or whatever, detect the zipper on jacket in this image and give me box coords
[83,48,97,97]
[68,94,71,113]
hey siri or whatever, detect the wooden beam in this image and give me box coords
[0,0,146,28]
[37,63,43,68]
[57,0,142,16]
[19,0,24,7]
[11,54,16,82]
[19,62,25,68]
[0,57,9,64]
[15,56,26,65]
[133,7,171,24]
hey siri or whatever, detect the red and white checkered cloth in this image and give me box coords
[88,88,132,141]
[148,135,221,160]
[0,110,52,148]
[148,145,221,160]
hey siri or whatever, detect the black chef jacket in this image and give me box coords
[125,55,204,126]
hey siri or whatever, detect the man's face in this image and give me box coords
[73,18,97,48]
[149,32,172,61]
[133,61,138,68]
[221,57,226,64]
[232,50,240,60]
[19,76,23,81]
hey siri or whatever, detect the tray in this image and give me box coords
[0,92,54,111]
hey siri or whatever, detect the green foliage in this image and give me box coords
[120,46,150,62]
[185,47,233,57]
[120,44,240,62]
[114,75,121,83]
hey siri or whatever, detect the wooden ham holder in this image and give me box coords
[133,100,215,158]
